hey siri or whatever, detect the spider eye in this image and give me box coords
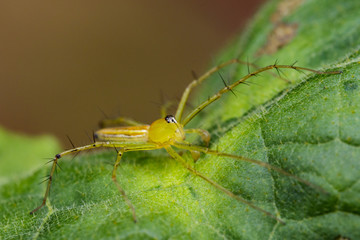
[165,115,177,123]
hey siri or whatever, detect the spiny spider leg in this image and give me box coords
[174,142,327,194]
[180,64,341,126]
[30,141,158,221]
[165,146,285,224]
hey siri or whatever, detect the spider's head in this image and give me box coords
[148,115,185,145]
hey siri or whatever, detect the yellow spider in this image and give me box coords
[30,60,341,224]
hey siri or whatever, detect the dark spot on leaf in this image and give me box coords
[334,235,351,240]
[148,185,162,191]
[343,80,358,91]
[187,186,197,198]
[184,172,191,179]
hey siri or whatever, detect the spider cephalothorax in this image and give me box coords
[148,115,185,144]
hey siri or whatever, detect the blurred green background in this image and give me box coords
[0,0,264,146]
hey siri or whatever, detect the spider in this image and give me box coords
[30,59,341,224]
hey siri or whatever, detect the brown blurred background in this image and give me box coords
[0,0,264,146]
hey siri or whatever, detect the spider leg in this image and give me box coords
[165,146,285,224]
[174,142,327,194]
[184,129,210,147]
[175,59,249,122]
[30,142,108,215]
[30,142,158,216]
[174,59,299,122]
[183,129,210,162]
[111,149,137,223]
[180,64,341,126]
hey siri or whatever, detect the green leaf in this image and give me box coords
[0,127,60,184]
[1,0,360,239]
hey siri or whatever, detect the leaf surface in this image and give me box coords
[1,0,360,239]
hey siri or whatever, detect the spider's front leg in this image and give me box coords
[30,142,109,215]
